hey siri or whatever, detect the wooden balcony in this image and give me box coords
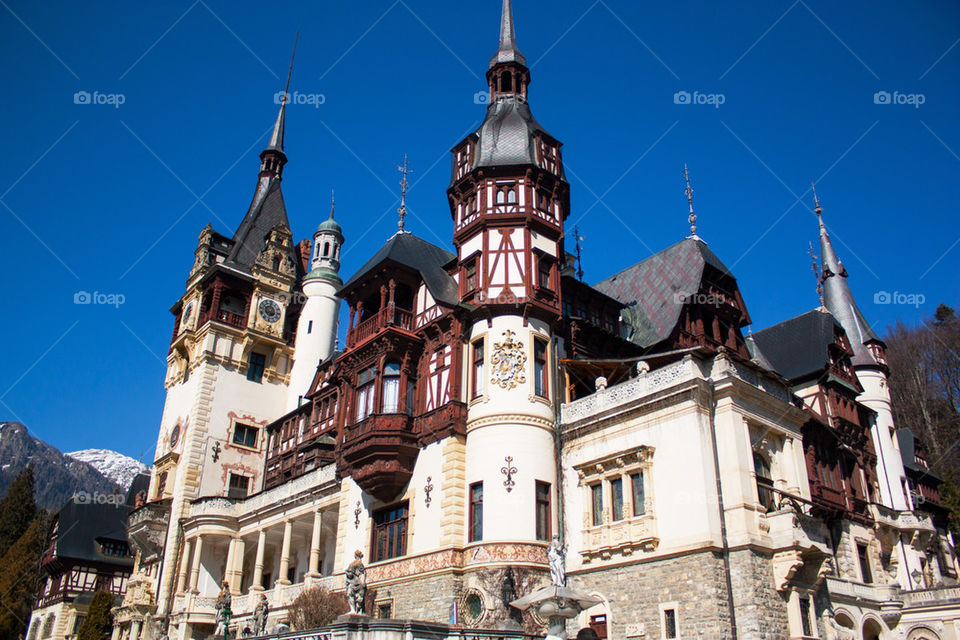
[347,307,414,347]
[341,413,418,501]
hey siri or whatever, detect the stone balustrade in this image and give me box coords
[189,466,337,519]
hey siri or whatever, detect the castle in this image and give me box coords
[27,2,960,640]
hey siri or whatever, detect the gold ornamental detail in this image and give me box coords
[490,330,526,389]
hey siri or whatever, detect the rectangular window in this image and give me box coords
[232,423,259,448]
[535,481,551,541]
[377,602,393,619]
[631,472,646,516]
[534,338,548,398]
[538,258,551,289]
[372,502,408,562]
[382,362,401,413]
[469,482,483,542]
[227,473,249,499]
[591,484,603,526]
[247,352,266,383]
[471,339,484,399]
[857,543,873,583]
[307,320,313,334]
[465,260,478,292]
[799,596,812,636]
[611,477,624,521]
[355,365,376,422]
[663,609,677,639]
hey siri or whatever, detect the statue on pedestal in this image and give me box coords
[253,594,269,635]
[548,535,566,586]
[345,550,367,614]
[214,581,232,638]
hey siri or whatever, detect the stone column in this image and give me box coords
[230,537,246,594]
[251,529,266,591]
[176,539,193,595]
[131,621,142,640]
[278,520,293,585]
[189,535,204,593]
[308,510,323,576]
[224,537,236,592]
[110,623,122,640]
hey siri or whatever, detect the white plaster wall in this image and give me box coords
[528,228,558,256]
[858,369,910,511]
[407,441,444,555]
[286,278,339,411]
[465,315,557,543]
[562,402,722,570]
[337,478,371,568]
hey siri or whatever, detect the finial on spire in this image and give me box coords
[683,164,699,239]
[490,0,526,68]
[330,189,335,219]
[283,31,299,103]
[811,180,823,216]
[396,155,413,233]
[574,225,585,281]
[808,242,825,307]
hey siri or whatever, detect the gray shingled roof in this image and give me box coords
[226,178,290,270]
[751,309,842,382]
[593,238,736,348]
[52,500,134,567]
[340,233,458,305]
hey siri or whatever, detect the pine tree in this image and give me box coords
[0,514,51,640]
[0,467,37,558]
[76,591,114,640]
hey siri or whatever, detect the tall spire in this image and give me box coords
[490,0,526,68]
[260,32,298,177]
[814,188,882,367]
[329,189,336,220]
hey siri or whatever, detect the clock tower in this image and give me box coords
[448,0,568,546]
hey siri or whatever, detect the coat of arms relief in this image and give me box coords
[490,330,527,389]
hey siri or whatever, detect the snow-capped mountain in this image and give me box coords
[66,449,148,489]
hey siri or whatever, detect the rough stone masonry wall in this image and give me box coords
[728,549,789,640]
[568,551,735,640]
[371,572,462,623]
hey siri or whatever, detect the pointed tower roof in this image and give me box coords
[490,0,526,68]
[815,196,882,367]
[265,100,286,153]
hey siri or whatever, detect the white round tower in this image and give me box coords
[286,202,344,411]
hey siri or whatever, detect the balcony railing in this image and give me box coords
[347,307,414,346]
[903,586,960,608]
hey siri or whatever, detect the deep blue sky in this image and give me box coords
[1,1,958,461]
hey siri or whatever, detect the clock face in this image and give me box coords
[258,299,282,323]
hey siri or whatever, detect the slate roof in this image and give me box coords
[751,309,842,382]
[896,428,942,481]
[592,237,736,348]
[52,500,133,567]
[340,232,458,305]
[818,212,882,367]
[226,178,290,270]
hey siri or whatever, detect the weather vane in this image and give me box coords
[396,154,413,233]
[684,164,697,238]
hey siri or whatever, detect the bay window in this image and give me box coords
[356,365,376,422]
[382,362,401,413]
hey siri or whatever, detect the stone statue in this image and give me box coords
[548,535,566,586]
[214,581,232,637]
[345,550,367,614]
[253,594,269,635]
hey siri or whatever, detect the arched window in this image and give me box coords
[496,189,506,204]
[272,256,281,270]
[501,72,513,92]
[382,362,401,413]
[754,453,775,512]
[323,242,330,257]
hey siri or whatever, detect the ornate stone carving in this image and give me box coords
[490,330,527,389]
[772,549,804,591]
[501,456,518,492]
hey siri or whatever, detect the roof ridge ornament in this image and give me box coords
[396,154,413,234]
[683,164,701,241]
